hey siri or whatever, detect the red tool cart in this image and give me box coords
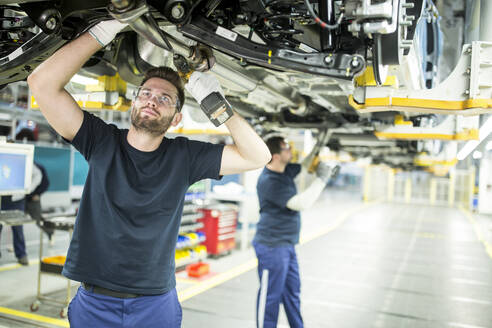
[198,205,238,256]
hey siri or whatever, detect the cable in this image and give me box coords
[182,0,204,25]
[303,0,343,30]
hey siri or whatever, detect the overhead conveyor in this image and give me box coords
[373,115,479,141]
[412,142,459,173]
[350,41,492,115]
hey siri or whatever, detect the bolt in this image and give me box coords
[324,56,333,65]
[171,4,185,19]
[465,90,470,95]
[239,58,248,66]
[402,3,415,8]
[467,47,472,54]
[45,17,57,30]
[466,67,471,74]
[351,57,360,68]
[111,0,132,10]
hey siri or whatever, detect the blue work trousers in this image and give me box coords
[253,242,303,328]
[68,286,182,328]
[0,224,27,259]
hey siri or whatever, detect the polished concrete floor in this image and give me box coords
[1,190,491,328]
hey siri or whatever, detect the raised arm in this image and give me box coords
[286,163,339,211]
[185,72,271,175]
[27,21,126,141]
[219,113,271,175]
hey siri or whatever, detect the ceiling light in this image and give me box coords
[457,116,492,160]
[472,150,482,159]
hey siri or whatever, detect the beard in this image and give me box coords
[130,105,175,136]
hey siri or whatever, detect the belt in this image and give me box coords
[82,282,143,299]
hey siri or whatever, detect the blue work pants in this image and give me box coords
[68,286,182,328]
[0,224,27,259]
[253,242,303,328]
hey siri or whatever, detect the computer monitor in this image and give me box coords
[0,141,34,196]
[34,145,72,209]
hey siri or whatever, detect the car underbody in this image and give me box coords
[0,0,474,170]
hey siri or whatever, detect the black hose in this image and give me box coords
[144,12,174,51]
[182,0,204,25]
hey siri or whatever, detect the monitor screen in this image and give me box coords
[34,146,72,208]
[34,146,71,192]
[70,149,89,199]
[0,153,27,192]
[72,150,88,186]
[0,142,34,196]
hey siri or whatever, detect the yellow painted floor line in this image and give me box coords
[0,263,23,272]
[176,277,199,284]
[0,306,68,327]
[0,259,39,273]
[458,205,492,260]
[178,258,258,302]
[178,201,376,303]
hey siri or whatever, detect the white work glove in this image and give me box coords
[315,162,340,183]
[185,71,224,104]
[89,20,127,47]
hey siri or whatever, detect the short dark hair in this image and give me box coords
[265,136,285,159]
[141,67,185,112]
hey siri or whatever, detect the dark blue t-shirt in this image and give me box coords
[254,163,301,246]
[62,111,224,295]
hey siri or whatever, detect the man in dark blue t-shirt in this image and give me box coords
[254,136,337,328]
[28,20,271,327]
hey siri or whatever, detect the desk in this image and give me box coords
[0,211,34,226]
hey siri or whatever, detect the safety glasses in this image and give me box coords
[134,87,180,110]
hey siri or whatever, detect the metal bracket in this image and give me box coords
[180,16,365,80]
[0,31,66,86]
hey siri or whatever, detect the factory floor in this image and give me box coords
[1,189,491,328]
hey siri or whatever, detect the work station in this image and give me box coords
[0,0,492,327]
